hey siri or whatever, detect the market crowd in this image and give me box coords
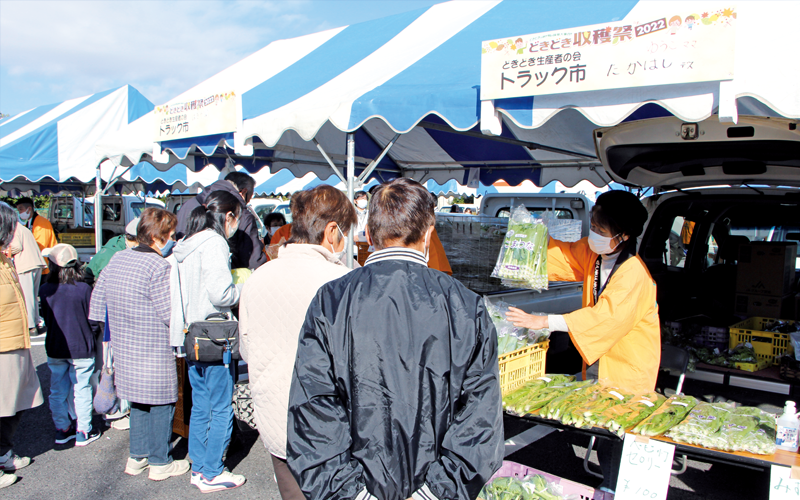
[0,174,505,499]
[1,172,660,498]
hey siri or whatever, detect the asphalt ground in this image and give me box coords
[8,341,789,499]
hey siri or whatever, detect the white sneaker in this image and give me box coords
[0,451,30,472]
[110,416,130,430]
[148,459,190,481]
[124,457,149,476]
[0,471,17,489]
[191,471,203,486]
[196,470,246,492]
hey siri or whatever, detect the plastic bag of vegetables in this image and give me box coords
[562,387,633,429]
[595,392,667,437]
[714,406,777,455]
[666,402,735,446]
[632,394,698,436]
[486,298,550,354]
[492,203,549,291]
[503,379,588,417]
[501,375,574,412]
[479,474,569,500]
[540,382,599,421]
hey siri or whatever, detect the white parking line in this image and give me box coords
[504,425,557,456]
[31,341,45,346]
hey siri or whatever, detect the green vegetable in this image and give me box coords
[479,474,566,500]
[491,204,549,291]
[503,379,587,417]
[596,392,666,436]
[666,402,735,446]
[632,395,698,436]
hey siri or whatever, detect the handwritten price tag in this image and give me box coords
[615,434,675,500]
[770,465,800,499]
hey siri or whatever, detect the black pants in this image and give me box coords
[598,436,623,491]
[0,413,22,456]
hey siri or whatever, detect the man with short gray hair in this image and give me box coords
[287,177,503,500]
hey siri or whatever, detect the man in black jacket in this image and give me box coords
[175,172,266,270]
[287,178,503,500]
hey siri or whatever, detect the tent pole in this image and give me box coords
[101,165,135,196]
[346,133,355,270]
[95,165,103,253]
[313,138,347,183]
[359,133,400,183]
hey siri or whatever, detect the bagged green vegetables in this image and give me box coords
[540,382,599,420]
[502,378,583,417]
[486,298,550,355]
[479,474,566,500]
[492,203,549,290]
[560,387,633,429]
[712,406,777,455]
[595,392,667,437]
[632,394,698,436]
[666,402,735,446]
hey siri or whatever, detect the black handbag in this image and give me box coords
[177,266,240,365]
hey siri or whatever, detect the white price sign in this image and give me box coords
[770,465,800,500]
[615,434,675,500]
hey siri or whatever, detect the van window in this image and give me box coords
[131,202,164,217]
[495,208,573,219]
[54,203,73,220]
[665,216,694,268]
[103,203,122,222]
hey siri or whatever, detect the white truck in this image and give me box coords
[49,195,165,259]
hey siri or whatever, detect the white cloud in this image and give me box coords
[0,0,314,105]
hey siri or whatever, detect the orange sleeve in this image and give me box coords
[427,228,452,276]
[547,236,594,283]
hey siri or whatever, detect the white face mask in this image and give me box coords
[268,226,279,237]
[18,210,30,221]
[329,225,347,260]
[356,199,368,210]
[226,213,240,239]
[587,229,622,255]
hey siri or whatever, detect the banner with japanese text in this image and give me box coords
[154,91,238,141]
[480,4,736,100]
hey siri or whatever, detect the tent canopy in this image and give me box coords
[1,85,153,183]
[97,0,799,190]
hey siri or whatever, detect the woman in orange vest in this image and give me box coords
[506,190,660,394]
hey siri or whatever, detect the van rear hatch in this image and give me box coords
[594,116,800,190]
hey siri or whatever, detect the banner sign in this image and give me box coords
[480,4,736,100]
[154,91,238,141]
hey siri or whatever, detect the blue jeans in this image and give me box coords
[187,361,234,479]
[130,403,175,466]
[47,357,94,433]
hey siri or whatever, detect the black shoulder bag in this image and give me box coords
[177,265,240,366]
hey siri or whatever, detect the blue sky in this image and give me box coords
[0,0,445,116]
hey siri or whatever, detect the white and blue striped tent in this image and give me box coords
[97,0,800,191]
[1,85,153,185]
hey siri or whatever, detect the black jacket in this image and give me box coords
[175,180,266,270]
[287,251,504,500]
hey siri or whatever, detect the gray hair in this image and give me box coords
[0,201,17,249]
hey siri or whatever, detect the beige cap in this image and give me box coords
[42,243,79,267]
[125,217,140,237]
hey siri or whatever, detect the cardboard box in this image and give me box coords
[734,293,795,319]
[736,242,797,297]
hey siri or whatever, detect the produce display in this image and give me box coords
[487,298,550,355]
[632,395,698,436]
[690,343,758,368]
[503,374,779,456]
[492,204,549,290]
[594,392,667,437]
[479,474,566,500]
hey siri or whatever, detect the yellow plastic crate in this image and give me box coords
[735,358,771,372]
[498,340,549,396]
[729,317,796,366]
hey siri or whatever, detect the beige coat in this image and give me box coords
[0,253,28,352]
[239,244,351,459]
[0,253,43,416]
[8,223,46,274]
